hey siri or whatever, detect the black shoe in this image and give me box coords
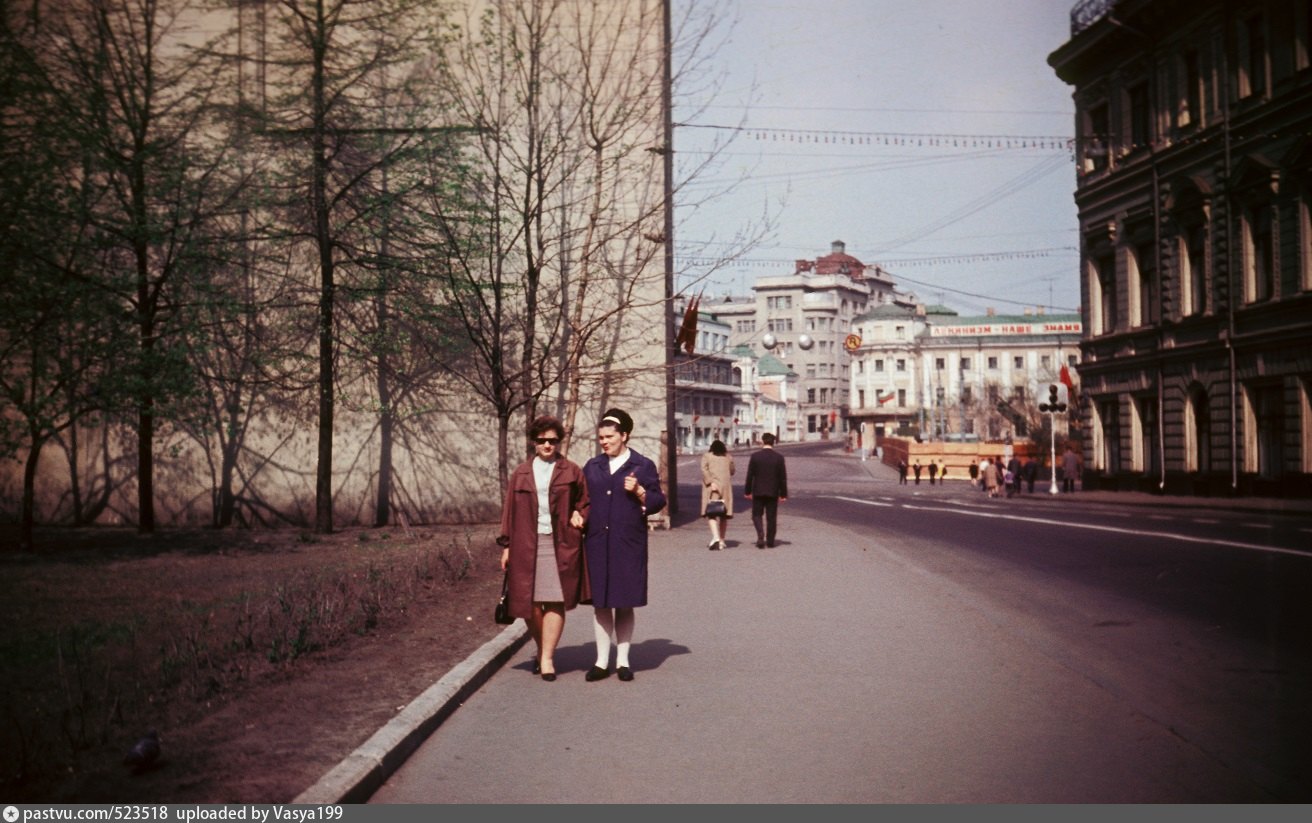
[767,541,776,548]
[756,540,766,549]
[617,666,634,682]
[585,665,611,682]
[708,540,719,550]
[541,672,556,682]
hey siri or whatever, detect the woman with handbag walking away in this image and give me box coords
[700,439,734,550]
[497,415,589,682]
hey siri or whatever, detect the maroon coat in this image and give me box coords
[497,457,590,619]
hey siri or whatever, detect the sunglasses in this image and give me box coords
[535,437,561,445]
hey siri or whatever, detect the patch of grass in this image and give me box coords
[0,524,498,801]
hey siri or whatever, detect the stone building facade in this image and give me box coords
[1050,0,1312,496]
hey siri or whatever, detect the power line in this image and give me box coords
[678,246,1077,269]
[677,122,1075,151]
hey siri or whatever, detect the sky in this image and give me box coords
[671,0,1083,317]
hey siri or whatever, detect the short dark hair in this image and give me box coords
[709,439,726,456]
[762,432,776,446]
[528,415,564,441]
[598,407,633,434]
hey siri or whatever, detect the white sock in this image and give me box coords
[592,608,614,668]
[614,608,635,668]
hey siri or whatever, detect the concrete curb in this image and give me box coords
[292,622,529,804]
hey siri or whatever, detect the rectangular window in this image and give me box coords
[987,356,998,370]
[896,359,906,372]
[1128,83,1151,150]
[1041,355,1052,370]
[1302,191,1312,292]
[961,386,972,404]
[1136,241,1159,325]
[1096,254,1117,335]
[1182,223,1207,315]
[897,389,906,407]
[1243,13,1267,98]
[1013,356,1024,370]
[1180,49,1202,128]
[935,357,945,370]
[875,359,884,372]
[806,364,816,379]
[807,388,816,404]
[1244,204,1275,302]
[960,356,971,371]
[858,389,866,408]
[1084,102,1110,172]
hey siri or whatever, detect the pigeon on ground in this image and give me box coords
[124,729,160,773]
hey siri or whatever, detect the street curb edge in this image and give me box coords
[291,622,529,804]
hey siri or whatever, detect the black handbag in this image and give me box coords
[494,572,514,625]
[704,496,727,517]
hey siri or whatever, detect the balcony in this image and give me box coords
[1070,0,1115,36]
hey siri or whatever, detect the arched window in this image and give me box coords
[1185,385,1210,473]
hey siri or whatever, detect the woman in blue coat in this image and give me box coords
[581,408,666,682]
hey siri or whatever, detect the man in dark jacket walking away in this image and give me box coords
[745,433,788,548]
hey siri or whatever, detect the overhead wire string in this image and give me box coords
[676,121,1076,151]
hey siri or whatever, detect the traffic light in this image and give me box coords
[1040,383,1068,413]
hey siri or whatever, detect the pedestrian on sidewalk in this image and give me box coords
[581,408,666,683]
[913,460,923,485]
[969,459,979,487]
[497,415,589,682]
[898,458,908,485]
[700,439,734,550]
[983,457,1000,498]
[1062,444,1080,493]
[928,460,938,485]
[1023,457,1038,493]
[939,459,948,482]
[745,432,788,548]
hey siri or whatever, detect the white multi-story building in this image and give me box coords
[849,305,1082,443]
[705,240,901,441]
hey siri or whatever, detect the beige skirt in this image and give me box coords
[533,533,563,603]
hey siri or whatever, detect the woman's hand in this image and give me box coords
[500,547,509,571]
[624,472,647,506]
[569,510,584,529]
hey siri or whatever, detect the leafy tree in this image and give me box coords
[23,0,242,533]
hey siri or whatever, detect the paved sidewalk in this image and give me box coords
[292,445,1307,803]
[297,511,1281,802]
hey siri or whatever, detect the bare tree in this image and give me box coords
[426,0,741,491]
[257,0,450,533]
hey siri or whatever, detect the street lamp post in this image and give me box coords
[1039,383,1068,495]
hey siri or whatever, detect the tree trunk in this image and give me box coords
[21,433,44,551]
[374,332,393,527]
[312,3,335,534]
[216,402,241,527]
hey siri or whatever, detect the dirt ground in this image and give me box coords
[0,523,508,803]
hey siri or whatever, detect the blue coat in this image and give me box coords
[581,448,666,608]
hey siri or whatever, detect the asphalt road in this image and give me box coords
[369,441,1312,803]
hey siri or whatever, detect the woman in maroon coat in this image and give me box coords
[497,416,589,681]
[580,408,666,683]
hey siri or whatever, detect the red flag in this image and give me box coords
[1059,364,1074,390]
[675,293,701,354]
